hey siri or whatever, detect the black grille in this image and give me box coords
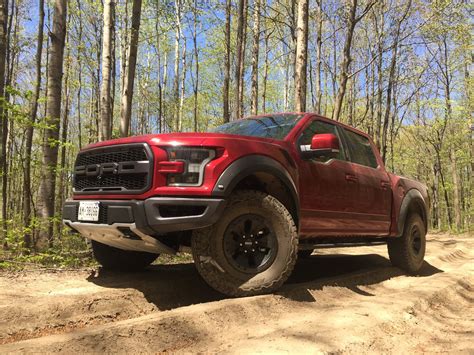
[76,147,147,166]
[75,173,148,191]
[73,144,152,194]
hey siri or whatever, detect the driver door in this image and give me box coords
[297,119,359,236]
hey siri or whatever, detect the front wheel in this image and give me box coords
[192,190,298,297]
[387,214,426,274]
[91,240,159,271]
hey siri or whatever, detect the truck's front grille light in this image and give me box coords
[165,147,215,186]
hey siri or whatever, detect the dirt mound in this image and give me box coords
[0,233,472,353]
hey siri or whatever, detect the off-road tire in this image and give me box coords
[387,213,426,274]
[298,249,314,258]
[192,190,298,297]
[91,240,159,271]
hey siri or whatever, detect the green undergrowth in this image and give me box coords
[0,230,98,270]
[154,252,193,265]
[0,226,193,270]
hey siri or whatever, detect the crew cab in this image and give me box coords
[63,113,429,297]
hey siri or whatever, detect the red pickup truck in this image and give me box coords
[63,113,429,296]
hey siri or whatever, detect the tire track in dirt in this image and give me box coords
[0,264,223,345]
[336,278,473,353]
[0,233,472,353]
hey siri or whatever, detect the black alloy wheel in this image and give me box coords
[223,214,278,274]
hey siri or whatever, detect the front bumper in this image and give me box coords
[63,197,226,254]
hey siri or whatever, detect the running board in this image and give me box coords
[299,237,390,250]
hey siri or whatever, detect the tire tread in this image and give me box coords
[387,213,425,274]
[192,190,298,297]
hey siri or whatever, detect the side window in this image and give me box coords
[342,129,378,168]
[299,120,345,162]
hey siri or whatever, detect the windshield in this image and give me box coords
[210,114,303,140]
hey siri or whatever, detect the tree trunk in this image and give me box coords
[435,150,452,228]
[76,0,83,149]
[440,38,461,231]
[381,0,410,163]
[110,3,116,135]
[36,0,67,249]
[333,0,376,121]
[233,0,246,120]
[162,50,168,131]
[294,0,309,112]
[23,0,44,248]
[314,0,323,113]
[261,28,270,113]
[56,33,71,237]
[374,5,384,149]
[451,148,462,230]
[240,0,248,117]
[172,0,181,131]
[119,0,129,100]
[193,0,199,131]
[222,0,231,123]
[99,0,115,141]
[432,162,440,229]
[0,0,7,242]
[332,1,357,121]
[155,20,162,132]
[1,0,14,246]
[93,20,101,142]
[283,51,290,111]
[178,36,186,132]
[119,0,142,137]
[250,0,260,115]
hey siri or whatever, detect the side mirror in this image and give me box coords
[300,133,340,158]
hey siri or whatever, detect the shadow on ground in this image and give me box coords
[87,253,443,311]
[282,254,443,302]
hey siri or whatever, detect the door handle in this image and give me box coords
[345,174,358,182]
[380,181,391,189]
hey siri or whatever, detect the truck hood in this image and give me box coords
[84,132,282,150]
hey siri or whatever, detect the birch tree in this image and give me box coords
[120,0,142,137]
[250,0,261,115]
[99,0,115,141]
[234,0,247,120]
[294,0,309,112]
[223,0,231,122]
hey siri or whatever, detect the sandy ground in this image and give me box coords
[0,232,472,353]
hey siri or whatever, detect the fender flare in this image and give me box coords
[397,188,428,237]
[212,155,299,219]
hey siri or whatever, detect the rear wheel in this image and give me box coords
[387,214,426,274]
[91,240,159,271]
[192,190,298,297]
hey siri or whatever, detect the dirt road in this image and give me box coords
[0,233,472,353]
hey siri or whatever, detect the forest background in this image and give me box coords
[0,0,471,265]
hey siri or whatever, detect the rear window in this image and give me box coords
[343,129,378,168]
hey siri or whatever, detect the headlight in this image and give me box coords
[165,147,215,186]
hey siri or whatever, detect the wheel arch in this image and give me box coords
[397,188,428,237]
[212,155,299,226]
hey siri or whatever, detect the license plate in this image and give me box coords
[78,201,100,222]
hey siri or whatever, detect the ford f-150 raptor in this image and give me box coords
[63,113,429,297]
